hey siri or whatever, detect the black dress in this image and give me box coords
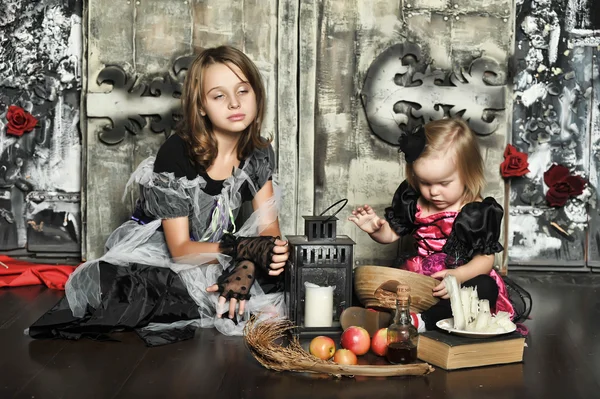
[383,181,515,329]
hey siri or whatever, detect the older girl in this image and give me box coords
[30,46,288,344]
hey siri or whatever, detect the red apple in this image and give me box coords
[309,336,336,360]
[333,348,358,365]
[371,328,388,356]
[340,326,370,355]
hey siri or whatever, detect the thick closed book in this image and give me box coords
[417,330,526,370]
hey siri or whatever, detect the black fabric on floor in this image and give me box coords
[28,262,201,346]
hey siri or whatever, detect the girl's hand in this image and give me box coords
[430,269,461,300]
[269,238,289,276]
[206,286,247,319]
[348,205,387,234]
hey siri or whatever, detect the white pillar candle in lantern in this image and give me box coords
[304,282,335,327]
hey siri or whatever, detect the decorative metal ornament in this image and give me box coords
[87,55,195,145]
[361,43,506,146]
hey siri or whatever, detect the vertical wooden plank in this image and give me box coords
[276,0,300,235]
[86,0,195,259]
[448,13,513,273]
[405,13,452,70]
[87,0,135,88]
[314,0,407,265]
[81,0,90,259]
[85,0,282,258]
[588,46,600,269]
[131,0,193,189]
[85,0,136,260]
[242,0,278,156]
[508,0,592,270]
[312,0,358,231]
[242,0,277,64]
[305,0,513,266]
[298,0,318,228]
[350,0,408,264]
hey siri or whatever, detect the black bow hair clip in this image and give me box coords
[398,125,426,163]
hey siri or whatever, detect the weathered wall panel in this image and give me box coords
[0,0,82,257]
[277,0,300,236]
[300,1,512,267]
[85,0,286,259]
[508,0,596,270]
[86,0,136,260]
[586,38,600,268]
[83,0,600,270]
[300,0,408,266]
[297,0,318,232]
[134,0,192,75]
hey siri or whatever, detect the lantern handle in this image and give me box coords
[319,198,348,223]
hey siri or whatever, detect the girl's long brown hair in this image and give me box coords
[405,118,485,204]
[177,46,270,169]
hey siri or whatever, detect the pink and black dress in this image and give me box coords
[384,180,514,328]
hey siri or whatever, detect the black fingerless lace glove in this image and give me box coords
[216,260,256,300]
[219,233,277,271]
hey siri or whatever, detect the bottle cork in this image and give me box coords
[396,284,410,299]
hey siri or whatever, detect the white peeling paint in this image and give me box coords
[525,142,552,181]
[565,0,591,31]
[520,82,547,106]
[24,97,81,192]
[508,213,563,260]
[563,201,588,225]
[548,24,560,64]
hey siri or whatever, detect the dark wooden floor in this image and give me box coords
[1,272,599,399]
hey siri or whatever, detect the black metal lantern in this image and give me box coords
[285,201,355,337]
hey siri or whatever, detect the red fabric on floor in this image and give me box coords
[0,255,78,290]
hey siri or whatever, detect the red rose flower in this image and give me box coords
[564,175,586,196]
[546,182,571,207]
[5,105,38,137]
[500,144,529,178]
[543,164,587,207]
[543,164,570,187]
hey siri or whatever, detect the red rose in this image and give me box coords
[5,105,38,137]
[543,163,587,207]
[546,185,570,207]
[564,175,586,196]
[500,144,529,178]
[543,164,570,187]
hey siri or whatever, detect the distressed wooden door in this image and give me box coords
[297,0,513,270]
[84,0,298,259]
[508,0,600,271]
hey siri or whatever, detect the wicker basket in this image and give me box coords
[354,265,439,313]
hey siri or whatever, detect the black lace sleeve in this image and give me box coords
[384,180,419,236]
[443,197,504,267]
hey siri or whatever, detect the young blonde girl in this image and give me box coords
[29,46,289,344]
[349,118,513,331]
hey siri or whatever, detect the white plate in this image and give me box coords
[435,318,516,338]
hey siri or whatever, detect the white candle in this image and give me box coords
[304,282,335,327]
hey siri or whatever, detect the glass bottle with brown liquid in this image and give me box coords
[386,284,418,364]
